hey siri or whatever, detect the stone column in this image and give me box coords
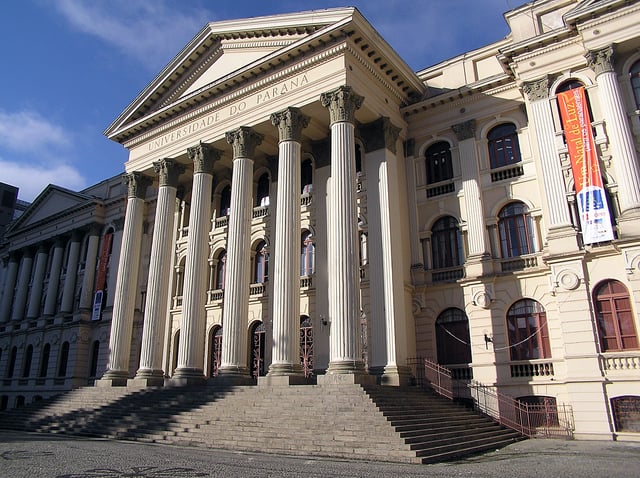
[403,139,425,282]
[43,238,65,316]
[12,249,34,321]
[136,159,184,384]
[60,231,82,314]
[219,127,262,381]
[319,86,371,381]
[523,78,577,253]
[0,254,19,322]
[587,46,640,222]
[174,145,219,382]
[265,107,309,382]
[361,117,413,386]
[26,245,48,319]
[79,225,102,311]
[99,172,150,386]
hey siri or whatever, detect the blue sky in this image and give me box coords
[0,0,522,202]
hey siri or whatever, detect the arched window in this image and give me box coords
[631,60,640,109]
[220,185,231,216]
[431,216,463,269]
[39,343,50,377]
[498,202,536,258]
[6,346,17,378]
[57,341,70,377]
[301,158,313,194]
[435,308,472,366]
[254,241,269,283]
[425,141,453,184]
[215,250,227,290]
[22,345,33,378]
[488,123,521,169]
[594,280,639,352]
[256,173,270,207]
[506,299,550,361]
[611,396,640,432]
[301,231,315,276]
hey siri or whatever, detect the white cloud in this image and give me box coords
[0,110,71,153]
[0,158,87,203]
[55,0,208,70]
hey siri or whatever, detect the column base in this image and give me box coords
[95,375,129,388]
[215,366,253,386]
[168,367,206,386]
[258,375,315,386]
[546,225,580,255]
[616,210,640,237]
[379,365,414,386]
[266,363,305,377]
[464,253,494,277]
[128,374,165,388]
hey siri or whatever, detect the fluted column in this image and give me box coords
[0,254,19,322]
[43,239,64,316]
[523,78,576,251]
[60,231,82,314]
[452,119,490,266]
[587,46,640,216]
[320,86,368,377]
[136,159,185,383]
[26,245,48,319]
[12,249,34,321]
[219,127,262,380]
[100,172,150,385]
[174,145,219,382]
[79,225,101,311]
[267,107,309,379]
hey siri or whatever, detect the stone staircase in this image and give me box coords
[0,383,523,464]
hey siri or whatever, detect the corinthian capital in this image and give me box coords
[320,86,364,125]
[271,107,309,143]
[153,159,185,187]
[522,77,550,101]
[586,46,615,76]
[187,142,221,175]
[225,126,263,159]
[123,172,151,199]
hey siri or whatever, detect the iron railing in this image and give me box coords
[408,357,574,439]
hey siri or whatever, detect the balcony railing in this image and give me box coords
[214,216,228,228]
[510,361,555,378]
[408,357,574,439]
[599,352,640,374]
[252,205,269,219]
[491,164,524,182]
[431,266,464,283]
[426,181,455,198]
[499,254,539,272]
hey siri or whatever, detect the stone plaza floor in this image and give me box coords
[1,430,639,477]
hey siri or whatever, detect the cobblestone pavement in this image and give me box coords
[1,430,639,477]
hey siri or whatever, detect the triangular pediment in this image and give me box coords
[8,185,96,233]
[105,8,358,142]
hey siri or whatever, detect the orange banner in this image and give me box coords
[557,86,613,244]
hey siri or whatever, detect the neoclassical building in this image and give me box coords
[2,0,640,440]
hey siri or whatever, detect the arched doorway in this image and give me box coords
[250,322,266,378]
[300,315,313,377]
[435,308,472,379]
[210,326,223,377]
